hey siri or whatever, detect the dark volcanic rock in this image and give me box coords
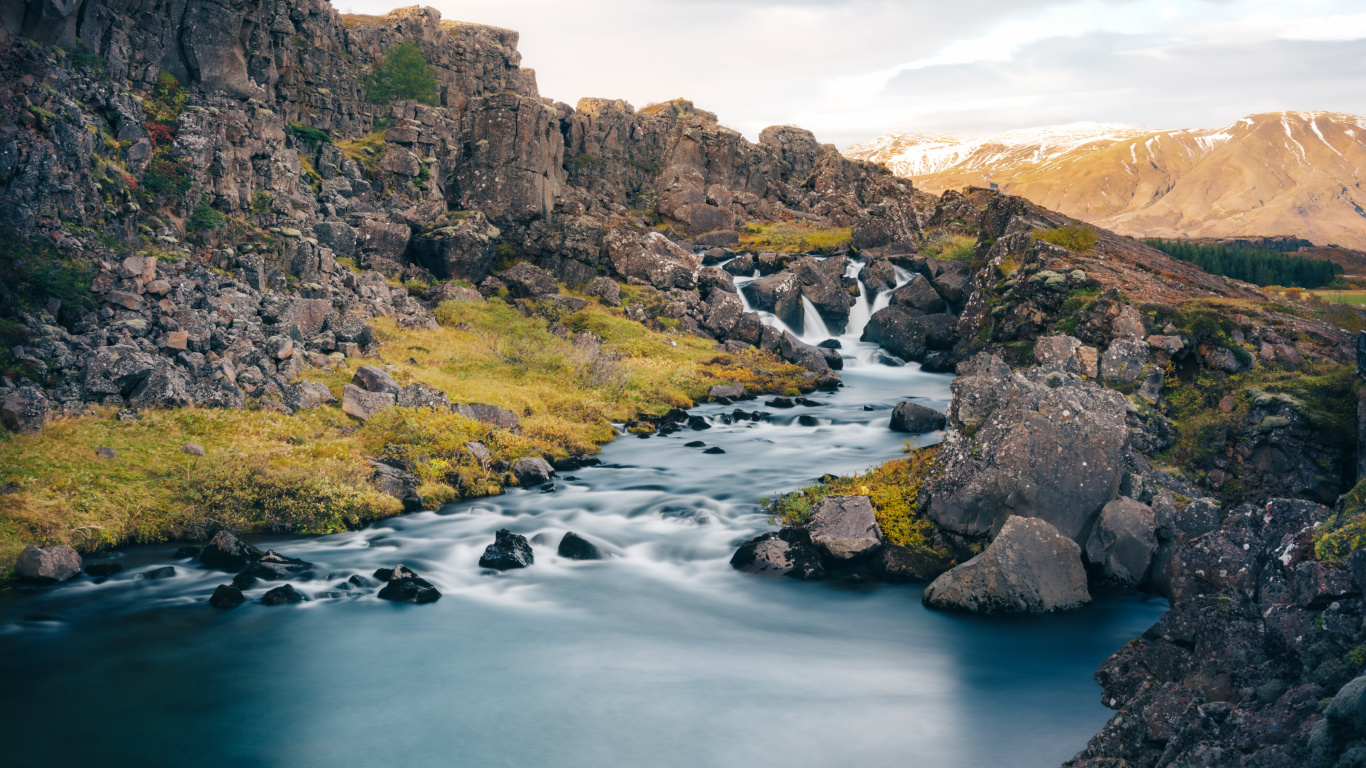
[1084,497,1158,587]
[889,274,946,314]
[198,530,263,571]
[84,562,124,578]
[260,584,308,605]
[923,516,1090,614]
[730,528,827,579]
[479,529,534,570]
[889,402,947,433]
[875,544,955,583]
[15,544,82,583]
[375,564,442,603]
[209,584,245,609]
[239,550,314,581]
[557,532,603,560]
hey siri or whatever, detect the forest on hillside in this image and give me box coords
[1145,238,1344,289]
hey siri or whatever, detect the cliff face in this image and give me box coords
[0,1,922,292]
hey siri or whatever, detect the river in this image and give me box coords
[0,261,1167,767]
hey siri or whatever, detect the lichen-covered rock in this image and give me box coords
[452,402,520,431]
[1,386,52,434]
[498,262,559,299]
[922,516,1090,613]
[351,366,401,395]
[284,380,338,412]
[807,495,882,559]
[890,274,946,314]
[341,384,396,422]
[729,529,827,579]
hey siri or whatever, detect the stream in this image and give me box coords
[0,261,1168,767]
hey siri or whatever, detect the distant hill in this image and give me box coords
[844,112,1366,251]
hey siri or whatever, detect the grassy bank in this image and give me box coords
[739,221,852,253]
[0,292,811,579]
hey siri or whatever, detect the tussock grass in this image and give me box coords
[924,234,976,261]
[1035,224,1098,254]
[740,221,852,254]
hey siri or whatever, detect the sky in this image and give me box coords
[342,0,1366,147]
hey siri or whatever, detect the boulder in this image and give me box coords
[889,402,947,433]
[701,289,745,338]
[606,230,701,291]
[512,456,555,486]
[729,529,827,579]
[452,403,520,431]
[875,544,955,583]
[860,305,925,361]
[697,266,736,297]
[722,253,755,276]
[889,275,946,314]
[807,496,882,559]
[1084,497,1158,586]
[1,386,52,434]
[925,355,1129,545]
[709,384,745,400]
[407,212,497,282]
[129,362,193,408]
[861,258,897,295]
[923,516,1091,613]
[584,277,621,306]
[375,564,442,603]
[557,532,603,560]
[284,380,337,412]
[778,331,832,373]
[479,529,534,570]
[1101,339,1151,386]
[499,262,559,298]
[742,271,803,329]
[351,365,401,395]
[14,544,82,583]
[396,382,451,410]
[239,550,314,581]
[198,530,263,571]
[209,584,245,609]
[260,584,308,605]
[84,562,124,578]
[342,384,395,422]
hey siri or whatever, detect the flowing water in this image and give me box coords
[0,262,1167,767]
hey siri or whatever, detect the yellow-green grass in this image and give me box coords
[1311,290,1366,306]
[0,291,809,579]
[739,221,852,254]
[924,234,977,261]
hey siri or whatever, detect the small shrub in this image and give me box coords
[141,156,193,199]
[288,122,332,150]
[1036,224,1098,254]
[365,42,440,106]
[925,234,976,261]
[187,195,225,234]
[250,191,273,215]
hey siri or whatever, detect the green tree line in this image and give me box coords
[1145,238,1343,289]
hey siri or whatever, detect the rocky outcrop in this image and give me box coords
[922,516,1090,613]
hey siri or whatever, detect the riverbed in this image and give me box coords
[0,265,1167,767]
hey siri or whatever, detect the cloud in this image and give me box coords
[344,0,1366,145]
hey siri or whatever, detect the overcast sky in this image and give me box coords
[344,0,1366,146]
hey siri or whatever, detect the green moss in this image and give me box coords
[740,221,851,254]
[288,123,332,150]
[187,195,225,234]
[365,41,439,106]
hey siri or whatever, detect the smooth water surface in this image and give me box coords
[0,270,1167,768]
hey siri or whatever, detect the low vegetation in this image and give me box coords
[365,41,439,106]
[739,221,852,254]
[1146,238,1344,289]
[761,445,942,550]
[923,234,976,261]
[1315,479,1366,562]
[0,289,810,578]
[1035,224,1098,254]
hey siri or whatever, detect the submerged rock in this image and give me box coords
[84,562,124,579]
[479,529,534,570]
[729,529,827,579]
[260,584,308,605]
[198,531,263,571]
[808,496,882,559]
[557,532,603,560]
[239,550,314,581]
[923,516,1090,614]
[15,545,83,583]
[209,584,245,609]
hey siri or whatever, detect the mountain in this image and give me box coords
[844,112,1366,251]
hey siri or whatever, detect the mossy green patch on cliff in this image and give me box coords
[365,41,439,106]
[762,444,942,550]
[739,221,851,254]
[1034,224,1097,254]
[1316,478,1366,562]
[924,234,976,261]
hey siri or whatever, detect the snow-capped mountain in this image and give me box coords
[844,112,1366,250]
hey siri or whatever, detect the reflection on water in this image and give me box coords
[0,329,1165,768]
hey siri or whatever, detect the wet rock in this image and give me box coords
[260,584,308,605]
[807,495,882,559]
[140,566,176,579]
[742,271,803,329]
[512,456,555,486]
[209,585,245,609]
[766,397,795,408]
[730,529,827,579]
[375,564,442,603]
[861,258,897,295]
[797,414,820,426]
[174,546,203,558]
[239,550,314,581]
[875,544,955,583]
[703,447,726,454]
[860,305,926,360]
[15,544,82,583]
[341,384,395,422]
[920,351,956,373]
[479,528,534,570]
[722,253,755,276]
[889,402,947,433]
[351,365,401,395]
[84,562,124,578]
[889,274,946,314]
[923,516,1090,613]
[1084,497,1158,587]
[198,530,263,571]
[778,331,833,372]
[550,454,601,471]
[557,532,603,560]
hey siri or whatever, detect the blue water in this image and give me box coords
[0,274,1167,768]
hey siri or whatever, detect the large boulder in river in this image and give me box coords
[860,306,926,360]
[557,532,603,560]
[808,496,882,559]
[778,331,834,372]
[925,355,1129,545]
[742,271,803,330]
[790,256,855,334]
[375,564,442,603]
[512,457,555,486]
[890,402,946,433]
[1084,497,1158,587]
[861,258,897,295]
[730,528,827,579]
[922,516,1090,613]
[15,544,82,583]
[889,274,946,314]
[199,530,263,571]
[479,529,534,570]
